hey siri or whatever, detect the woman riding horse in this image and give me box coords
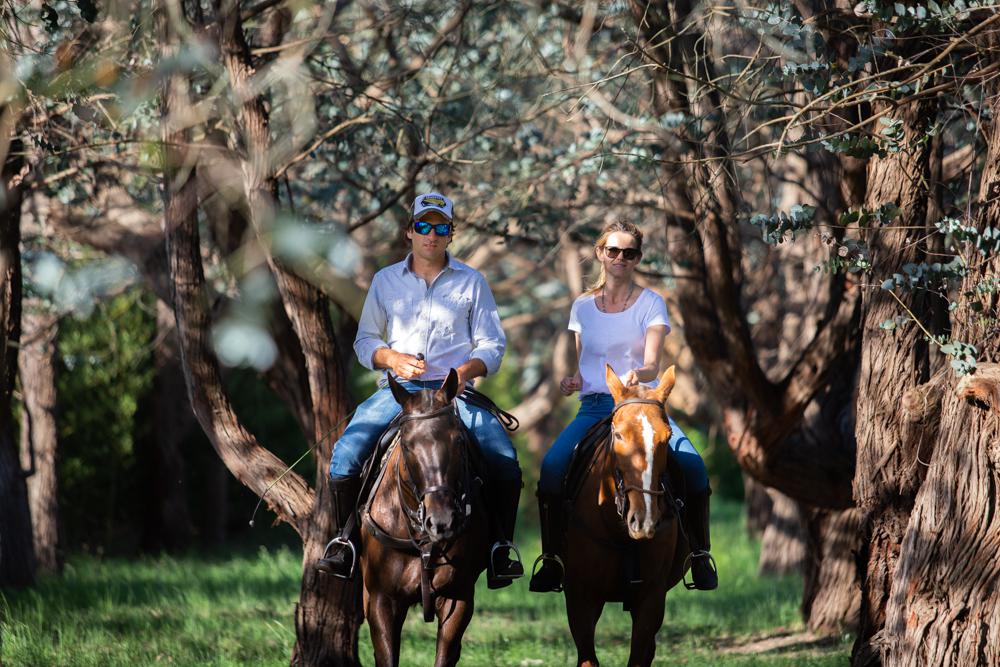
[529,220,717,593]
[564,363,689,666]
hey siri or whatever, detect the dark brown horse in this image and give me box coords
[359,369,488,667]
[563,364,688,667]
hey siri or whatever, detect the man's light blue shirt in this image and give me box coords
[353,253,505,382]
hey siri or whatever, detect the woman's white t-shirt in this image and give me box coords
[568,288,671,397]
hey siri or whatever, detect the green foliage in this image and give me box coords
[56,290,156,550]
[879,257,966,293]
[0,499,850,666]
[750,204,817,244]
[938,339,978,375]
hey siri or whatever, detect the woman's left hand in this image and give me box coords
[620,369,640,387]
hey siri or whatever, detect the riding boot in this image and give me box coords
[529,492,566,593]
[685,488,718,591]
[487,478,525,589]
[315,475,363,579]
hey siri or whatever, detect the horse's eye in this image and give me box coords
[613,431,623,440]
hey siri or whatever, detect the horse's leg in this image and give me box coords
[565,587,604,667]
[367,590,408,667]
[626,590,666,667]
[432,596,474,667]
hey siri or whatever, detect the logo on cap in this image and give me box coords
[421,195,447,208]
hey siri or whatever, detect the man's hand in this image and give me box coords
[560,374,582,396]
[390,351,426,379]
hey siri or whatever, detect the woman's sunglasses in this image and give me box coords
[603,245,641,261]
[413,220,453,236]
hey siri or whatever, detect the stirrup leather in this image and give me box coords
[489,540,524,580]
[682,549,717,590]
[319,536,357,580]
[529,553,565,592]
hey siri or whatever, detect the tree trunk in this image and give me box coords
[879,56,1000,665]
[743,474,772,540]
[851,98,938,665]
[802,507,862,634]
[0,137,35,587]
[757,489,806,576]
[17,300,61,573]
[214,2,363,661]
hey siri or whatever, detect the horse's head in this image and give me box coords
[388,369,467,543]
[605,364,678,540]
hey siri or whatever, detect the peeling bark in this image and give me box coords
[852,98,938,665]
[881,56,1000,666]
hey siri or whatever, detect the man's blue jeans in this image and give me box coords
[329,379,521,482]
[538,393,709,496]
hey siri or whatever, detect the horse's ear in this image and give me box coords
[605,364,626,403]
[388,374,412,406]
[436,368,460,404]
[653,365,676,404]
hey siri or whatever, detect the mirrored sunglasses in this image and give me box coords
[413,220,453,236]
[604,245,641,261]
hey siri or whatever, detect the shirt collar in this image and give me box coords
[401,252,461,275]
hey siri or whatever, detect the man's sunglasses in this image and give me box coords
[413,220,453,236]
[603,245,641,261]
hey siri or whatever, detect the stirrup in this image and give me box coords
[529,553,565,592]
[489,540,524,580]
[683,549,717,591]
[318,536,356,580]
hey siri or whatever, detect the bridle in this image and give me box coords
[394,403,475,548]
[608,398,682,523]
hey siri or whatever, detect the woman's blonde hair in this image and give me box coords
[585,221,644,295]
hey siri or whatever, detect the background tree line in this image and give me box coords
[2,0,1000,665]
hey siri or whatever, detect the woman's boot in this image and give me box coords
[529,492,566,592]
[685,488,718,590]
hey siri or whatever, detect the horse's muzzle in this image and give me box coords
[421,491,463,542]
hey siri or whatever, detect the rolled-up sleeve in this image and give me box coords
[353,274,389,371]
[468,275,505,376]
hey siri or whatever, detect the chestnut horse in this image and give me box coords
[359,369,488,667]
[563,364,688,667]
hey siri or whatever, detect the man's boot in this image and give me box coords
[529,492,566,593]
[315,476,362,579]
[684,488,718,591]
[487,478,525,589]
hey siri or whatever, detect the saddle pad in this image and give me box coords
[562,415,613,507]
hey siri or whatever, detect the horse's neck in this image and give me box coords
[368,444,409,529]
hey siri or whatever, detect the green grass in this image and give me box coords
[1,499,851,666]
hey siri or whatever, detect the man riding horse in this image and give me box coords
[316,192,524,589]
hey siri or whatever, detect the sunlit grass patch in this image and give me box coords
[1,499,849,666]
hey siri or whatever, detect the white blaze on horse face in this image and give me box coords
[639,413,657,532]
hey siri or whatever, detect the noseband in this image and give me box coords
[396,404,474,543]
[609,398,680,522]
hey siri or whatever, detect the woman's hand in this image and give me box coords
[560,374,582,396]
[620,369,640,387]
